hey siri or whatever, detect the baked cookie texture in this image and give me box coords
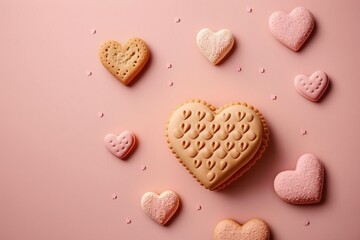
[214,218,270,240]
[166,99,269,191]
[99,38,149,85]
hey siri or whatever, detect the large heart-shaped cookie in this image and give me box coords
[214,218,270,240]
[294,71,329,101]
[166,99,269,191]
[269,7,315,51]
[274,153,324,204]
[104,131,136,159]
[196,28,234,65]
[141,191,180,225]
[99,38,149,85]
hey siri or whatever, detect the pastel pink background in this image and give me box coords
[1,0,359,239]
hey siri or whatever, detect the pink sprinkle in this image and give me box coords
[168,81,174,86]
[90,28,96,34]
[86,71,92,76]
[246,7,253,13]
[125,218,132,224]
[98,112,104,118]
[174,17,181,23]
[111,193,117,199]
[270,94,277,100]
[305,219,310,226]
[196,204,202,211]
[300,129,307,135]
[259,67,265,73]
[166,63,172,69]
[236,66,242,72]
[141,165,147,171]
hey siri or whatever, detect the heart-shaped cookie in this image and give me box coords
[214,218,270,240]
[99,38,149,85]
[141,191,180,225]
[104,131,136,159]
[166,99,269,191]
[294,71,329,101]
[196,28,234,65]
[274,153,324,204]
[269,7,315,51]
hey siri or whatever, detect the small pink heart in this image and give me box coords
[294,71,329,101]
[141,191,180,225]
[196,28,234,65]
[274,153,324,204]
[104,131,136,159]
[269,7,315,51]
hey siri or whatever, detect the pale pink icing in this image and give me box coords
[274,153,324,204]
[104,131,136,159]
[196,28,234,65]
[294,71,329,102]
[269,7,315,51]
[141,191,180,225]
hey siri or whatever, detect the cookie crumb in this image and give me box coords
[168,81,174,86]
[259,67,265,73]
[236,66,242,72]
[246,7,253,13]
[300,129,307,135]
[125,218,132,224]
[98,112,104,118]
[270,94,277,100]
[111,193,117,199]
[174,17,181,23]
[141,165,147,171]
[166,63,172,69]
[90,28,96,34]
[305,219,310,226]
[86,71,92,76]
[196,204,202,211]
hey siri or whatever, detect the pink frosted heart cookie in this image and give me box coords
[214,218,270,240]
[274,153,324,204]
[294,71,329,101]
[269,7,315,51]
[104,131,136,159]
[141,190,180,225]
[196,28,234,65]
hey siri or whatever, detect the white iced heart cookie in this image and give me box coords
[196,28,234,65]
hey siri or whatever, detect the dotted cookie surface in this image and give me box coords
[166,99,269,191]
[104,131,136,159]
[99,38,149,85]
[294,71,329,101]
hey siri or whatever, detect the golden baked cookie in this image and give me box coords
[99,38,149,85]
[166,99,269,191]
